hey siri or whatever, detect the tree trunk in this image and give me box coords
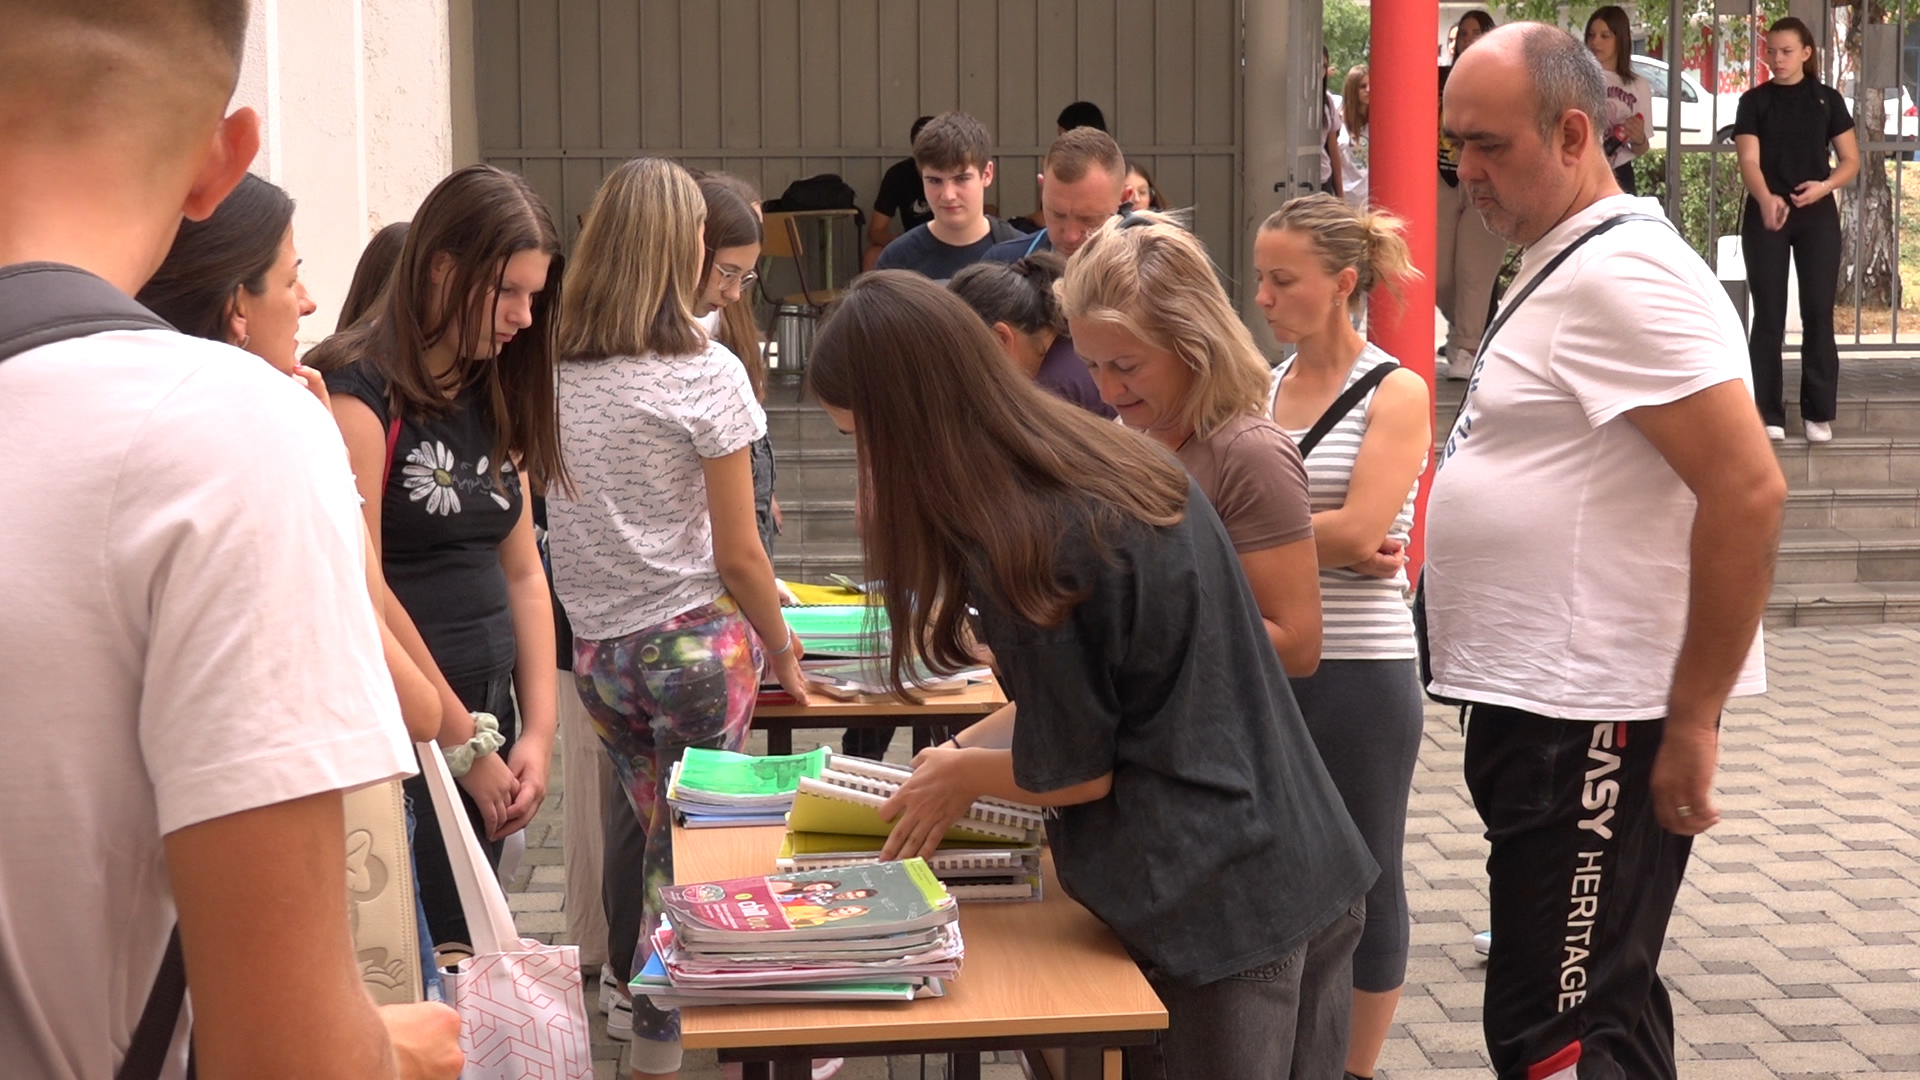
[1839,3,1899,309]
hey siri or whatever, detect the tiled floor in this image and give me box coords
[509,623,1920,1078]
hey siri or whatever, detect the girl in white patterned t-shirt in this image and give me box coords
[548,157,810,1080]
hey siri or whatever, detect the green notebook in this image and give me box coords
[676,746,829,797]
[784,605,889,640]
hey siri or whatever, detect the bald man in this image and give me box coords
[0,3,459,1077]
[1425,23,1784,1080]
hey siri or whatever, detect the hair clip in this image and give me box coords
[1117,209,1154,231]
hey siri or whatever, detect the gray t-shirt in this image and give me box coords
[972,481,1377,986]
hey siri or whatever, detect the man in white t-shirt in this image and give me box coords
[1429,25,1786,1080]
[0,4,461,1078]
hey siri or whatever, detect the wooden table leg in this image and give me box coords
[740,1063,771,1080]
[764,724,793,756]
[774,1059,810,1080]
[949,1051,982,1080]
[1103,1047,1122,1080]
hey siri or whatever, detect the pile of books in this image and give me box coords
[783,756,1045,902]
[635,859,963,1007]
[783,605,889,659]
[666,746,830,828]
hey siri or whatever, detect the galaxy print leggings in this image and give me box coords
[571,596,761,1058]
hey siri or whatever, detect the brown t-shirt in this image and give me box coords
[1175,412,1314,553]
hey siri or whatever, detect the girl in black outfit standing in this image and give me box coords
[311,165,569,949]
[1735,17,1859,444]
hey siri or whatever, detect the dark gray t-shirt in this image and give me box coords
[874,220,1022,282]
[970,481,1377,986]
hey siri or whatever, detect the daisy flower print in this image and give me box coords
[403,440,462,516]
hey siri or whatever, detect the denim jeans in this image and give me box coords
[1128,898,1366,1080]
[404,800,444,1001]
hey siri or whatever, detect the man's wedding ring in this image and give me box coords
[1676,805,1694,818]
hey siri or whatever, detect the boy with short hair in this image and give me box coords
[874,111,1023,282]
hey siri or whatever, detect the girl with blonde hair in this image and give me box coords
[548,157,808,1080]
[1258,192,1429,1080]
[1058,211,1323,677]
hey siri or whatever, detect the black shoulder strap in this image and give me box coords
[1473,213,1669,366]
[0,262,172,364]
[0,263,185,1080]
[118,927,190,1080]
[1297,362,1399,458]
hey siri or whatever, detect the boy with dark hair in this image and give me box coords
[1057,100,1109,133]
[0,2,461,1077]
[864,115,936,271]
[873,111,1022,282]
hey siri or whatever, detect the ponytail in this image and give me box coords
[1261,193,1420,313]
[949,251,1068,337]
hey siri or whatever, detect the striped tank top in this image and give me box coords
[1270,344,1420,661]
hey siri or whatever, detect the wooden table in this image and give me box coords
[752,678,1008,756]
[673,825,1166,1080]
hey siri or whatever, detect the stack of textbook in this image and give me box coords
[636,859,963,1007]
[783,756,1046,902]
[666,746,830,828]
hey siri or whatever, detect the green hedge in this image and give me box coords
[1631,150,1748,263]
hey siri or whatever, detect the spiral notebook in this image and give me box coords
[789,781,1037,845]
[824,755,1046,833]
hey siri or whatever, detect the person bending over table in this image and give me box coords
[809,270,1378,1080]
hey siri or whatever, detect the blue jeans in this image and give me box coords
[405,800,444,1001]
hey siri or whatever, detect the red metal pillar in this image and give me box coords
[1368,0,1440,570]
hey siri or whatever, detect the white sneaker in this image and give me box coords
[1765,425,1787,442]
[598,963,620,1015]
[1804,421,1833,443]
[1473,930,1492,956]
[1446,348,1475,380]
[606,994,632,1041]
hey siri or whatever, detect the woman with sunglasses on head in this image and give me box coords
[1735,16,1859,443]
[309,164,568,953]
[831,268,1375,1080]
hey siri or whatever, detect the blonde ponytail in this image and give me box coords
[1261,193,1422,313]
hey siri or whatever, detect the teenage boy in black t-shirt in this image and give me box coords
[873,111,1022,283]
[863,115,935,272]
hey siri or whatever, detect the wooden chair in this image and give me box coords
[759,211,850,388]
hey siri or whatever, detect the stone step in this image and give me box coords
[772,542,864,582]
[1784,484,1920,530]
[1766,580,1920,628]
[1772,436,1920,487]
[770,447,858,503]
[1774,527,1920,584]
[775,499,860,545]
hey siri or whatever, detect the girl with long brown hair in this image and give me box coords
[822,270,1376,1080]
[1585,5,1652,194]
[314,164,567,952]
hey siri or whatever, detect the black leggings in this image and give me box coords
[1744,194,1841,426]
[1288,658,1424,993]
[407,671,517,948]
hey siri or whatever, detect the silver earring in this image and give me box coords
[236,334,250,349]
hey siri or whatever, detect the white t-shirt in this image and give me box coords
[551,339,767,639]
[1338,125,1369,208]
[0,330,414,1078]
[1603,69,1654,169]
[1424,195,1767,720]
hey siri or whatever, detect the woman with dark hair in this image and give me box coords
[948,252,1114,418]
[313,164,568,952]
[136,172,314,363]
[822,271,1374,1079]
[1586,5,1652,194]
[1435,9,1505,378]
[1736,16,1859,443]
[1124,160,1164,212]
[338,220,410,332]
[694,174,779,557]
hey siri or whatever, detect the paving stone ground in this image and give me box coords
[508,623,1920,1079]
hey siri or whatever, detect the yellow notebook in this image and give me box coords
[787,784,1030,844]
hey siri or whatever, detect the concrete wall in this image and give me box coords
[231,0,455,345]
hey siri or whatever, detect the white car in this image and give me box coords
[1630,55,1727,148]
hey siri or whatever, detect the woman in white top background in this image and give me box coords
[1339,64,1371,210]
[549,157,809,1080]
[1256,193,1429,1080]
[1587,5,1653,194]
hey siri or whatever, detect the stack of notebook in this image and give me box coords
[783,755,1046,902]
[781,605,889,659]
[636,859,963,1007]
[666,746,830,828]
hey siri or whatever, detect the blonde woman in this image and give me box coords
[1059,212,1324,677]
[1259,193,1429,1080]
[548,157,809,1080]
[1339,65,1370,209]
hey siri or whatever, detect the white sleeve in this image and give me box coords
[682,345,769,460]
[110,361,413,836]
[1546,243,1749,429]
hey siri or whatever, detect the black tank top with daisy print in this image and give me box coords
[327,359,522,686]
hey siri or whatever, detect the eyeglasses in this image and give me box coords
[714,264,759,287]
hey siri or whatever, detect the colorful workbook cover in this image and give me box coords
[675,745,829,797]
[658,859,955,942]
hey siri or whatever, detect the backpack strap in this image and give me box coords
[0,263,188,1080]
[1297,362,1399,458]
[0,262,172,364]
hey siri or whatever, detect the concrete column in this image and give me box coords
[231,0,452,345]
[1369,0,1439,567]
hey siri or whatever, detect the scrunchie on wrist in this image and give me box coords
[445,711,505,778]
